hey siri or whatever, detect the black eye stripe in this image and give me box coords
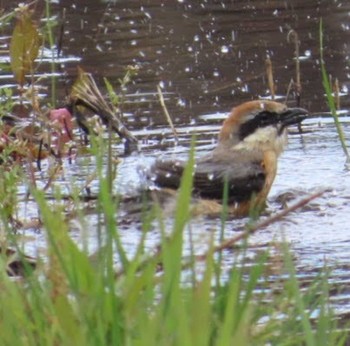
[238,111,279,140]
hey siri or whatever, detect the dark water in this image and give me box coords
[3,0,350,122]
[59,0,350,119]
[2,0,350,319]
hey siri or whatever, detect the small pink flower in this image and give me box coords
[49,108,73,144]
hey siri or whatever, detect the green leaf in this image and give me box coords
[9,8,41,86]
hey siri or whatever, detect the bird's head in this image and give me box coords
[218,100,308,156]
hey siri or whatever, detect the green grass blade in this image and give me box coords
[319,18,350,163]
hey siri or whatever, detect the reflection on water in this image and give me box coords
[56,0,350,121]
[2,0,350,319]
[1,0,350,122]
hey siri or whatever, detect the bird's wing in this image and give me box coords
[150,159,185,190]
[150,155,266,203]
[193,159,266,202]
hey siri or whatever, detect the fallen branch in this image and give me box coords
[70,67,138,154]
[157,84,178,143]
[115,189,325,277]
[195,189,325,261]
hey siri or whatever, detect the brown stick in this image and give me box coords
[265,57,275,100]
[114,190,325,277]
[287,29,301,106]
[195,190,325,262]
[157,84,179,143]
[334,78,340,110]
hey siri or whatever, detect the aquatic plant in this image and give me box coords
[0,4,347,345]
[0,150,345,345]
[9,3,41,90]
[319,19,350,167]
[44,0,59,108]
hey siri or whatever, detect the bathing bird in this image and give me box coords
[150,100,308,216]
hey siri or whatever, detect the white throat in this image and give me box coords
[232,126,287,156]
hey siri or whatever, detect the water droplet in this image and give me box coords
[213,69,220,77]
[177,98,186,107]
[221,45,229,54]
[231,31,236,41]
[241,84,249,93]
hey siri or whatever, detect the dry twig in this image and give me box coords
[115,190,325,277]
[157,84,179,143]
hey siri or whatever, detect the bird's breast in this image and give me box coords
[259,150,278,202]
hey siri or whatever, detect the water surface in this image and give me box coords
[2,0,350,317]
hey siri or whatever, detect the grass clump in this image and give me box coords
[0,4,347,345]
[319,19,350,166]
[0,206,345,344]
[0,141,346,346]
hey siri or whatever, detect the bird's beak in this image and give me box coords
[279,107,309,127]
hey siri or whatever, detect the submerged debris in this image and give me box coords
[69,67,138,155]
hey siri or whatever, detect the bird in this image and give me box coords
[149,100,308,217]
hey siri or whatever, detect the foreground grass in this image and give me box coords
[0,144,347,346]
[0,5,347,345]
[319,19,350,165]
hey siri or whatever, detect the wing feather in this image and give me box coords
[150,154,266,203]
[193,160,265,202]
[150,160,184,190]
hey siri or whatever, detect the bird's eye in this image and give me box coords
[256,111,275,123]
